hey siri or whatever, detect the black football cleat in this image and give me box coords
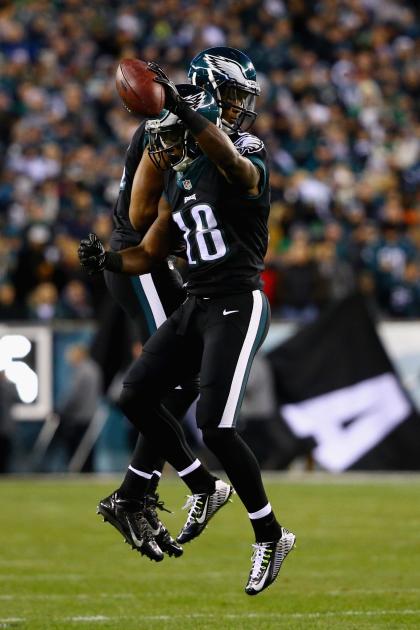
[97,491,164,562]
[176,479,234,544]
[143,493,183,558]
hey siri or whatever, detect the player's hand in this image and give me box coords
[78,233,106,274]
[147,61,170,82]
[149,62,182,114]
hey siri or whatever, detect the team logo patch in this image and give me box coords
[184,193,196,203]
[183,179,192,190]
[234,133,264,155]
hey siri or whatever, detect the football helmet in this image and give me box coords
[145,84,220,172]
[188,47,260,133]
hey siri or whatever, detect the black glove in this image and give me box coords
[148,61,182,114]
[78,233,123,275]
[78,233,106,274]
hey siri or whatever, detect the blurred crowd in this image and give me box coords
[0,0,419,323]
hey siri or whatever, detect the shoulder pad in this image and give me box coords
[233,132,264,156]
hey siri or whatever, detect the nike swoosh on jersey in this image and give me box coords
[223,309,239,316]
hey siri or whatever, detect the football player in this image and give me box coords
[96,47,267,563]
[96,92,201,562]
[79,71,296,595]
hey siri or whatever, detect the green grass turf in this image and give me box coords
[1,474,420,630]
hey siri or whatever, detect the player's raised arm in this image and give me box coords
[152,66,260,195]
[78,200,172,276]
[191,113,260,194]
[129,147,164,232]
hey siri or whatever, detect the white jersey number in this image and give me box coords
[173,204,227,265]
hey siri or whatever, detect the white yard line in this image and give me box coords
[0,573,82,581]
[0,593,134,600]
[2,587,420,601]
[327,588,420,595]
[1,609,420,625]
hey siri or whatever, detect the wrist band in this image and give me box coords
[105,251,123,273]
[176,101,210,135]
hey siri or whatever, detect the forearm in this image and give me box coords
[112,246,156,275]
[79,221,169,277]
[107,210,171,275]
[176,102,258,188]
[176,102,236,169]
[107,238,171,275]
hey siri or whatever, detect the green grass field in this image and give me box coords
[1,474,420,630]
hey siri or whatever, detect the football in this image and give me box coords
[115,58,165,117]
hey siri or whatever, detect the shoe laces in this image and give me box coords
[182,494,206,524]
[146,492,172,514]
[249,542,272,578]
[132,511,155,542]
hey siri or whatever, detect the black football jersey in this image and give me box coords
[163,131,270,295]
[110,122,147,249]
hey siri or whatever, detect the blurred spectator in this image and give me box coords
[276,237,327,322]
[0,282,27,320]
[316,240,356,303]
[56,343,102,472]
[363,220,416,310]
[58,279,94,319]
[11,224,56,304]
[26,281,60,321]
[387,261,420,318]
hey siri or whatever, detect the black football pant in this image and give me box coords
[105,261,199,490]
[119,290,274,513]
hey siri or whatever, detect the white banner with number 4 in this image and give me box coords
[281,373,410,472]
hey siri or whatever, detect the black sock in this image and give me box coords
[251,512,283,542]
[202,428,269,513]
[147,472,161,495]
[118,467,151,501]
[180,465,217,494]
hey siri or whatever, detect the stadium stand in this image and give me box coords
[0,0,418,324]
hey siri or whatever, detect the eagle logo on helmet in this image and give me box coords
[234,133,264,155]
[202,54,260,93]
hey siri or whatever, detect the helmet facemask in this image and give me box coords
[218,83,257,133]
[147,119,199,172]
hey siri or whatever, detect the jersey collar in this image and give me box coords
[175,155,207,191]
